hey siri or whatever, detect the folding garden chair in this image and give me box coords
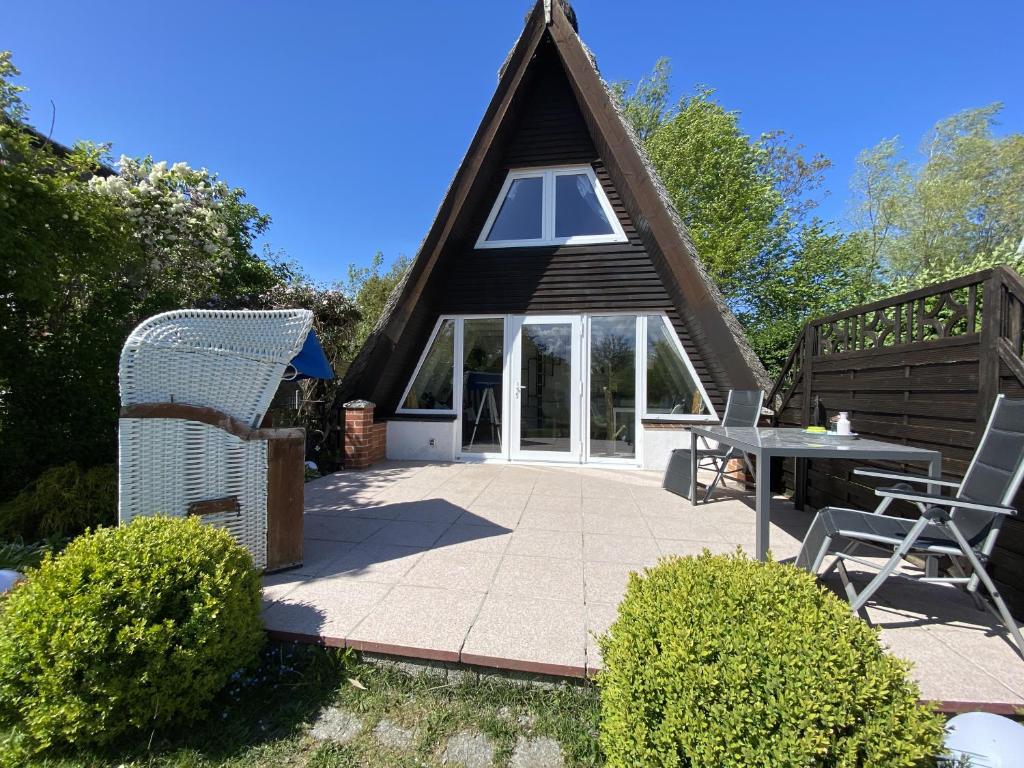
[796,394,1024,656]
[662,389,763,502]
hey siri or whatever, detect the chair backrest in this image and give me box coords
[955,395,1024,542]
[120,309,313,427]
[721,390,764,428]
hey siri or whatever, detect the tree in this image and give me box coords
[0,52,285,499]
[849,104,1024,280]
[340,251,411,367]
[614,62,854,374]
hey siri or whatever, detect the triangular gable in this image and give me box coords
[340,0,769,413]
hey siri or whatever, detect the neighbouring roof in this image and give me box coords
[341,0,771,403]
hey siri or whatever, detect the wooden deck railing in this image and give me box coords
[768,265,1024,611]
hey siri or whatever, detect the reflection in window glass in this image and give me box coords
[646,316,706,416]
[402,320,455,410]
[590,316,636,458]
[462,319,504,453]
[486,176,543,242]
[519,323,573,452]
[555,173,615,238]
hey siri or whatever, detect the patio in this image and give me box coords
[262,461,1024,712]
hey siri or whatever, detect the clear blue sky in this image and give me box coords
[7,1,1022,284]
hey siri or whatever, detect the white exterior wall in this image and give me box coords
[386,420,457,461]
[385,419,706,471]
[641,426,693,471]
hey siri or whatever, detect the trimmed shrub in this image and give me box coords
[0,463,117,539]
[598,552,945,767]
[0,515,264,750]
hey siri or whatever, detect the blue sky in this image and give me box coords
[7,1,1022,284]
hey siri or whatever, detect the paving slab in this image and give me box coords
[310,706,364,743]
[262,462,1024,711]
[319,543,426,583]
[373,718,416,751]
[263,579,390,640]
[363,520,450,548]
[508,528,583,560]
[462,594,586,675]
[402,549,502,592]
[441,729,495,767]
[491,555,584,601]
[349,585,484,660]
[583,532,660,565]
[510,736,564,768]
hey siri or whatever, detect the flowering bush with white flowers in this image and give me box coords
[0,51,316,506]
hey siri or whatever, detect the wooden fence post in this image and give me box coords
[978,271,1003,437]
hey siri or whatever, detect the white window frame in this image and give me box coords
[456,314,510,460]
[639,314,718,422]
[396,316,458,416]
[475,165,628,249]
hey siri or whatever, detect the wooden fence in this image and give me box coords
[769,266,1024,611]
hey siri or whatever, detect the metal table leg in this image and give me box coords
[755,450,771,561]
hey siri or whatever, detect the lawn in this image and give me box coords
[5,642,602,767]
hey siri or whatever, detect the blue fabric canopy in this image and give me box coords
[287,329,334,381]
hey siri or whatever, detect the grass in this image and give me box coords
[2,642,603,768]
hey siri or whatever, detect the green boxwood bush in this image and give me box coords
[598,552,945,767]
[0,515,264,750]
[0,462,117,540]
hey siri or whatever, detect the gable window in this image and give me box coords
[477,165,627,248]
[642,315,710,419]
[400,319,455,412]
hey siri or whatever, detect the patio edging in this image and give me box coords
[266,628,1018,714]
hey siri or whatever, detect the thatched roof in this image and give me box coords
[340,0,771,405]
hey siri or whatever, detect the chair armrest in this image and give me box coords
[854,468,960,488]
[874,487,1016,516]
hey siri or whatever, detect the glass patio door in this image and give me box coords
[510,316,582,462]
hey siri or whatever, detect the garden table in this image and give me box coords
[688,426,943,562]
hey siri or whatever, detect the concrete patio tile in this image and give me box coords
[491,555,584,600]
[524,495,583,513]
[393,498,467,524]
[581,479,635,499]
[363,520,450,548]
[583,533,660,565]
[457,506,524,529]
[876,621,1023,704]
[642,512,728,541]
[318,543,426,583]
[470,490,531,511]
[297,538,355,574]
[518,507,583,532]
[583,560,646,604]
[582,509,648,537]
[402,549,501,592]
[433,522,513,554]
[507,528,583,560]
[585,602,619,672]
[348,585,484,660]
[531,480,583,498]
[304,514,389,543]
[262,579,391,640]
[462,594,586,675]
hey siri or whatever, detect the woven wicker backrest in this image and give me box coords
[120,309,313,427]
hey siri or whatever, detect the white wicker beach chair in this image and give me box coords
[118,309,313,570]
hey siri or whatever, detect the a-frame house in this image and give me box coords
[340,0,769,469]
